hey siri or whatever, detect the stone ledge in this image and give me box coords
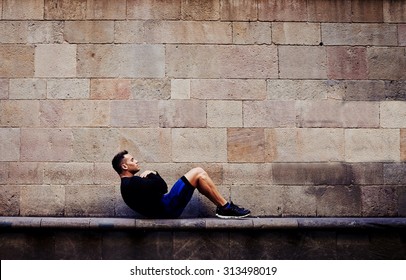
[1,217,406,231]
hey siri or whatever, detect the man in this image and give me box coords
[112,150,250,219]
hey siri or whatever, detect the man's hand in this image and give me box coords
[140,170,157,178]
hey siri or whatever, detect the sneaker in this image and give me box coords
[216,202,250,219]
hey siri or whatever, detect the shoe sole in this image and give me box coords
[215,213,250,219]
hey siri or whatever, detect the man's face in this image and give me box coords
[122,154,140,175]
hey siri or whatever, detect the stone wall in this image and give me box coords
[0,0,406,218]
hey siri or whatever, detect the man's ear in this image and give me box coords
[121,163,128,171]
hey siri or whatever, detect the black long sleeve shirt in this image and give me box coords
[120,173,168,218]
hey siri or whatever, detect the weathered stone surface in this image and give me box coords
[0,21,29,43]
[207,100,242,127]
[0,128,20,161]
[191,79,266,100]
[367,47,406,80]
[90,79,131,100]
[64,21,114,43]
[307,0,351,22]
[227,128,265,163]
[172,128,227,162]
[9,162,44,185]
[349,163,384,185]
[61,100,110,127]
[327,47,368,79]
[283,186,317,216]
[402,129,406,161]
[384,163,406,185]
[0,100,40,127]
[343,80,385,101]
[322,23,398,46]
[381,101,406,128]
[317,186,362,216]
[159,100,206,128]
[279,46,327,79]
[383,0,406,22]
[35,44,76,78]
[9,79,46,99]
[351,0,383,22]
[127,0,181,19]
[77,44,165,78]
[86,0,126,19]
[258,0,307,21]
[345,129,400,162]
[233,22,272,45]
[2,0,44,19]
[266,128,345,162]
[223,163,272,185]
[20,185,65,216]
[131,79,170,100]
[167,45,278,78]
[43,163,94,185]
[220,0,257,21]
[0,45,34,77]
[399,25,406,46]
[110,101,159,127]
[361,186,398,216]
[27,21,64,44]
[384,81,406,101]
[0,79,8,99]
[45,0,87,19]
[244,101,296,127]
[0,185,19,216]
[272,163,351,185]
[114,21,144,43]
[47,79,89,99]
[273,22,320,45]
[171,79,190,100]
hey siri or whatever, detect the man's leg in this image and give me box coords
[184,167,228,207]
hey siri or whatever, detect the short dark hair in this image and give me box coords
[112,150,128,175]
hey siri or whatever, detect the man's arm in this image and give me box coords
[140,170,157,178]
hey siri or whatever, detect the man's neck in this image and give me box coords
[120,171,135,178]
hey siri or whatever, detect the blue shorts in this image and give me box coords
[161,176,195,218]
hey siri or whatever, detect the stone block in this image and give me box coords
[349,163,384,185]
[43,162,94,185]
[368,47,406,80]
[0,185,19,216]
[27,21,64,44]
[2,0,43,19]
[384,0,406,22]
[127,0,181,19]
[159,100,206,128]
[110,101,159,127]
[144,21,231,44]
[266,128,345,162]
[63,100,110,127]
[90,79,131,100]
[345,129,400,162]
[399,25,406,46]
[258,0,307,21]
[191,79,266,100]
[279,46,327,79]
[0,79,8,99]
[54,231,102,259]
[361,186,398,216]
[0,45,34,77]
[21,128,74,161]
[0,128,20,161]
[39,100,63,127]
[86,0,126,19]
[273,22,320,45]
[114,21,144,43]
[223,163,272,185]
[384,80,406,101]
[167,45,278,78]
[283,186,317,216]
[327,47,368,79]
[9,79,46,99]
[116,128,172,163]
[20,185,65,216]
[220,0,257,21]
[233,22,272,45]
[307,0,351,22]
[402,129,406,161]
[317,186,361,216]
[131,79,170,100]
[207,100,242,127]
[65,185,115,216]
[77,44,165,78]
[94,163,118,185]
[72,128,119,162]
[244,101,296,127]
[45,0,87,19]
[322,23,397,46]
[172,128,227,162]
[272,163,351,185]
[47,79,90,99]
[351,0,383,22]
[64,21,114,43]
[0,163,8,184]
[181,0,219,20]
[9,162,44,185]
[0,21,28,43]
[171,79,190,99]
[227,128,265,163]
[343,80,385,101]
[35,44,76,78]
[384,163,406,185]
[0,100,40,127]
[297,100,379,128]
[267,79,345,100]
[381,101,406,128]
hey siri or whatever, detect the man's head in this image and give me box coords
[112,150,140,177]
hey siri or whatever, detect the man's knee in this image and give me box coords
[185,167,207,186]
